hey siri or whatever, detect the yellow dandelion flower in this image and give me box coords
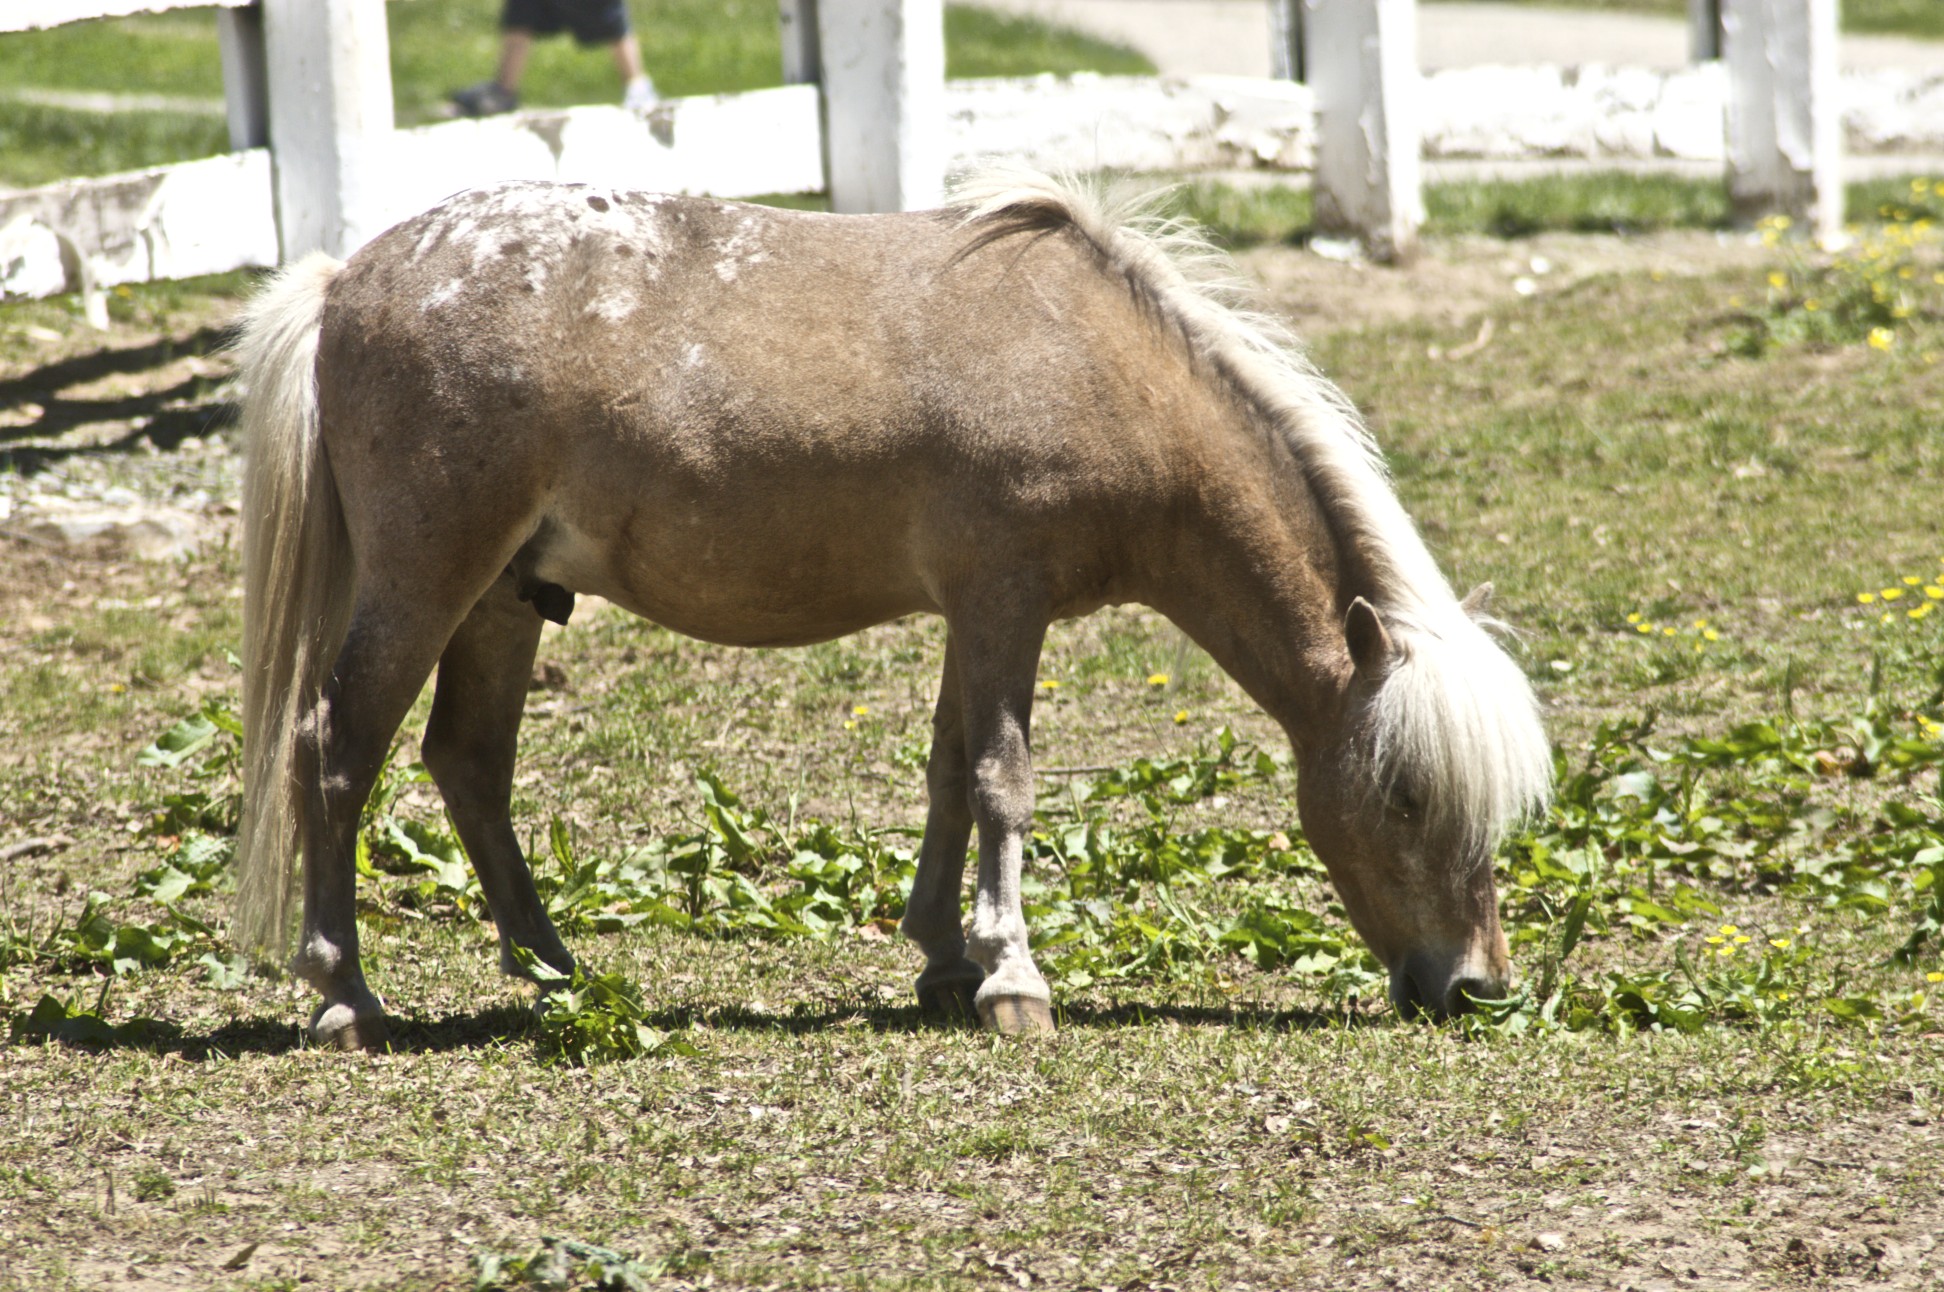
[1173,709,1189,725]
[1038,680,1059,690]
[1626,612,1642,624]
[1929,587,1944,600]
[1804,299,1820,312]
[1720,924,1739,936]
[1858,592,1877,604]
[1906,576,1924,586]
[1883,587,1905,600]
[843,720,856,730]
[1705,936,1726,946]
[1868,327,1896,351]
[1146,673,1170,686]
[1767,271,1788,290]
[1913,604,1933,620]
[1770,938,1791,949]
[1636,623,1653,633]
[1702,629,1720,642]
[1693,619,1709,630]
[852,704,870,715]
[1734,935,1751,944]
[1718,945,1738,958]
[1772,214,1792,230]
[1930,972,1944,984]
[1662,626,1677,637]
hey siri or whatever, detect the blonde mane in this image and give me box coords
[950,165,1553,845]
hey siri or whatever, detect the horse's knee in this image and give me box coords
[418,722,468,795]
[421,719,507,812]
[969,751,1034,833]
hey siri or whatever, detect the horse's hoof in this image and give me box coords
[310,1002,391,1052]
[976,993,1056,1036]
[915,969,984,1023]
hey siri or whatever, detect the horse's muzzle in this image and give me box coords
[1388,957,1507,1021]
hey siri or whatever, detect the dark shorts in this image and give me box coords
[502,0,631,46]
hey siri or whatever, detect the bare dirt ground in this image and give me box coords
[3,233,1941,1292]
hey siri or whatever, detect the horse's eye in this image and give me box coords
[1387,786,1419,819]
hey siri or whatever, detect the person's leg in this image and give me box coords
[451,0,556,115]
[614,33,654,108]
[611,31,643,84]
[563,0,652,106]
[497,28,535,95]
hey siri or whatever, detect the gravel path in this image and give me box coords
[966,0,1944,77]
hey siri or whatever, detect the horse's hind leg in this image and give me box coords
[902,634,985,1020]
[293,596,472,1050]
[421,574,574,983]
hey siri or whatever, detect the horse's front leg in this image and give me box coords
[902,635,985,1020]
[953,615,1055,1035]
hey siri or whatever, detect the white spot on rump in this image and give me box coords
[423,182,673,315]
[422,278,465,311]
[713,214,768,283]
[585,290,638,322]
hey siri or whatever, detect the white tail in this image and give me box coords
[231,252,353,958]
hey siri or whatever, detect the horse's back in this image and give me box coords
[312,182,1224,642]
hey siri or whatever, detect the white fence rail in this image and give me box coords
[1,0,1927,309]
[0,0,251,33]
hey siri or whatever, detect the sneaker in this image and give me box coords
[449,81,519,117]
[622,75,657,112]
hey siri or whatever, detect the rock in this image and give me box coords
[14,496,209,560]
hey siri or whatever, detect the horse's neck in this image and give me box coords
[1139,432,1353,739]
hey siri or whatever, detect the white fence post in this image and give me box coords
[817,0,945,213]
[261,0,394,260]
[1268,0,1305,82]
[217,5,269,150]
[778,0,822,85]
[1723,0,1842,241]
[1689,0,1724,61]
[1306,0,1421,262]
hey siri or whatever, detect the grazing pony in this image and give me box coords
[230,167,1550,1047]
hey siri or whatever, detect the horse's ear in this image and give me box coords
[1344,597,1396,679]
[1460,582,1495,617]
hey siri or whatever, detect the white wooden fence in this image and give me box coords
[0,0,1888,306]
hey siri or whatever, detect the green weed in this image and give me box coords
[515,950,697,1066]
[1732,186,1943,355]
[475,1235,703,1290]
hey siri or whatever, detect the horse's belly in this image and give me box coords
[531,507,936,647]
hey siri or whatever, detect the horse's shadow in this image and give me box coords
[20,996,1365,1059]
[0,326,236,474]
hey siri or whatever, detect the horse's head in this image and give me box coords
[1292,591,1551,1020]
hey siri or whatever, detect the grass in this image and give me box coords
[0,0,1154,187]
[1178,172,1944,245]
[2,181,1944,1288]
